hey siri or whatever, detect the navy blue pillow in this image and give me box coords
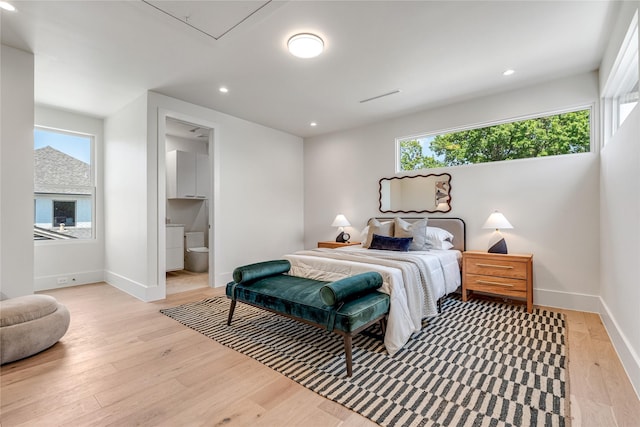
[369,234,413,252]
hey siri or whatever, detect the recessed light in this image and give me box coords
[310,122,317,127]
[503,69,515,76]
[219,87,228,93]
[288,33,324,59]
[0,1,16,11]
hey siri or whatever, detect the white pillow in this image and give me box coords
[438,240,455,250]
[359,225,370,243]
[394,217,430,251]
[362,219,394,248]
[425,226,454,250]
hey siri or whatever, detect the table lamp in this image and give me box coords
[482,210,513,254]
[331,214,351,243]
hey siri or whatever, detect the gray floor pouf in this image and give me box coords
[0,294,70,364]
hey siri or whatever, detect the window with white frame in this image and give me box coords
[34,127,95,240]
[397,108,591,172]
[603,10,638,143]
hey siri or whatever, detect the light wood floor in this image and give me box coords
[165,270,209,295]
[1,283,638,426]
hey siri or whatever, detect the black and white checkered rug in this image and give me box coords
[161,295,568,426]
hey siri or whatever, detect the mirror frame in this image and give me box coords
[378,172,452,214]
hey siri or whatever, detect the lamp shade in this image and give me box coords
[482,211,513,230]
[331,214,351,228]
[288,33,324,58]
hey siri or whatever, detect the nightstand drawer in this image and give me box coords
[462,251,533,312]
[464,257,527,279]
[465,274,527,296]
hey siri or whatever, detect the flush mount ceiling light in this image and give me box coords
[219,86,228,93]
[0,1,16,11]
[310,122,317,127]
[288,33,324,58]
[503,69,515,76]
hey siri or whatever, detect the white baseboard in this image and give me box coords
[535,288,601,312]
[103,270,165,302]
[35,270,104,292]
[215,271,233,288]
[536,288,640,398]
[598,298,640,399]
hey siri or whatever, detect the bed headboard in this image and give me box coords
[374,217,466,252]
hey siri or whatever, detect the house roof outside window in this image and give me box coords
[34,146,91,195]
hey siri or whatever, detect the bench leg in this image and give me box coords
[227,300,236,326]
[379,317,387,336]
[344,334,353,377]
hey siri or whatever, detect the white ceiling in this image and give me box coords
[166,117,211,142]
[1,1,619,138]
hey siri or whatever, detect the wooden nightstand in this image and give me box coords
[462,251,534,313]
[317,241,361,249]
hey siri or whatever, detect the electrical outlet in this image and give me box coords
[57,277,68,285]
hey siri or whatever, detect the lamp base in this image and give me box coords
[487,230,508,254]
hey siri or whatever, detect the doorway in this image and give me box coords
[162,115,215,295]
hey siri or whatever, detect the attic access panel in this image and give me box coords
[143,1,272,40]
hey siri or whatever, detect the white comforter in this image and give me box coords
[283,246,461,355]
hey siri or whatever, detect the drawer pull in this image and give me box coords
[475,263,514,269]
[475,280,514,287]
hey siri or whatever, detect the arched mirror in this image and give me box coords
[379,173,452,213]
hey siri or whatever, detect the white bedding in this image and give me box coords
[283,246,461,355]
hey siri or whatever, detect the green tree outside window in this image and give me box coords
[399,109,590,171]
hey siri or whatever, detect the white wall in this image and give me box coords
[599,1,640,396]
[304,72,601,310]
[599,2,639,95]
[103,93,151,300]
[166,135,207,154]
[148,92,305,290]
[600,106,640,395]
[0,45,34,299]
[34,106,105,290]
[103,91,303,301]
[166,199,208,234]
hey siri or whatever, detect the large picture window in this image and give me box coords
[34,127,94,240]
[398,108,591,172]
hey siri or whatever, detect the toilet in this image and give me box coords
[184,231,209,273]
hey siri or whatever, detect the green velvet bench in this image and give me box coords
[226,260,390,376]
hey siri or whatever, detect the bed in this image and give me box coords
[283,217,465,356]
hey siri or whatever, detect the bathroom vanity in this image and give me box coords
[166,224,185,272]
